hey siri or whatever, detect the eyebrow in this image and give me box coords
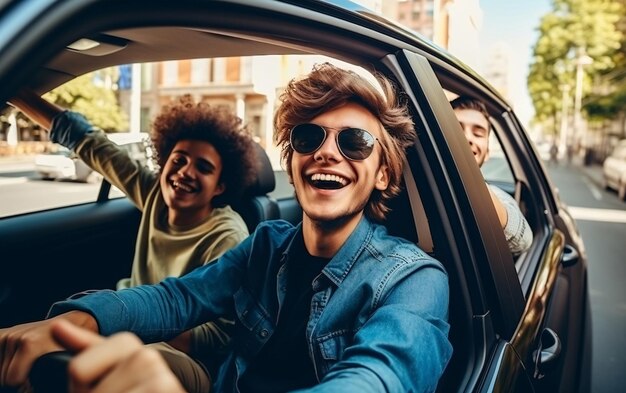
[172,149,217,170]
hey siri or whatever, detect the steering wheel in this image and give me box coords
[28,351,73,393]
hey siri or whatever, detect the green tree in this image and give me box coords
[585,10,626,131]
[44,68,128,132]
[528,0,623,134]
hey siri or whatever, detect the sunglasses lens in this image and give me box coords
[291,124,326,154]
[338,128,376,160]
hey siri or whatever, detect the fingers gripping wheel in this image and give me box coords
[29,351,73,393]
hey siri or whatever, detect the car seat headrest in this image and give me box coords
[245,142,275,197]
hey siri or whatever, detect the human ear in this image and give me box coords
[214,182,226,196]
[374,164,390,191]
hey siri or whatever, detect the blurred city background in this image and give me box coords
[1,0,624,169]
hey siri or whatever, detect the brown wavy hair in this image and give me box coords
[151,94,258,207]
[274,62,416,222]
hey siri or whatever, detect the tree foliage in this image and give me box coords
[585,10,626,122]
[44,68,128,132]
[528,0,624,133]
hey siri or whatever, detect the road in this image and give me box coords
[545,159,626,393]
[0,157,103,217]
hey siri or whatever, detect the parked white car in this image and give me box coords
[603,139,626,200]
[35,132,153,182]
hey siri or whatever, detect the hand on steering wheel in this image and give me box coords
[29,320,186,393]
[29,351,72,393]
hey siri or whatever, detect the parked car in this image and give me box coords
[603,139,626,200]
[0,1,590,392]
[34,132,153,182]
[33,146,76,180]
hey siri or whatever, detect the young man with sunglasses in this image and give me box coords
[451,95,532,254]
[0,63,452,393]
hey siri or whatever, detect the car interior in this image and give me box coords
[0,11,549,393]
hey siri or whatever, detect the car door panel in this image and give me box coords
[479,341,535,392]
[0,198,140,327]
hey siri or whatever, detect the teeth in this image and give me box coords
[310,173,347,186]
[173,181,193,192]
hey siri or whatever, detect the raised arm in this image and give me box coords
[488,184,533,254]
[7,89,62,130]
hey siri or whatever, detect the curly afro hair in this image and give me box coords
[151,94,259,207]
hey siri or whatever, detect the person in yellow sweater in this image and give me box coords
[8,90,259,392]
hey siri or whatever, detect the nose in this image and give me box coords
[462,125,474,146]
[313,130,342,162]
[177,162,195,178]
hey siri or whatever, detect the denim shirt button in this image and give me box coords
[259,329,269,338]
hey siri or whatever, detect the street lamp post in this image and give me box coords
[559,83,570,155]
[572,48,593,161]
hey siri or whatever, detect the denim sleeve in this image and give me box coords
[47,235,255,342]
[50,110,97,150]
[489,184,533,254]
[297,262,452,393]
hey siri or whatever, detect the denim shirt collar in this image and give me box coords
[281,216,375,289]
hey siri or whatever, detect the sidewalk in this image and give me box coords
[0,154,35,174]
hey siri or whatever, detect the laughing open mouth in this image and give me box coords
[171,180,196,193]
[309,173,348,190]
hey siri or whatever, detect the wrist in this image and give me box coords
[57,311,99,333]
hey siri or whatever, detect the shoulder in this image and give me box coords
[252,219,297,239]
[191,206,250,243]
[369,223,446,275]
[212,206,248,228]
[240,219,298,254]
[487,183,514,201]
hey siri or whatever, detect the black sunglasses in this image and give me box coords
[289,123,378,161]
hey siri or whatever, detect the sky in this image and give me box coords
[477,0,551,129]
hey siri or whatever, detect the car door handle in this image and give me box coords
[561,244,579,267]
[533,327,561,379]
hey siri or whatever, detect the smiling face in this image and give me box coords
[453,108,491,167]
[159,139,225,227]
[291,103,389,228]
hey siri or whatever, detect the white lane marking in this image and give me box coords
[568,206,626,224]
[582,176,603,201]
[0,176,27,186]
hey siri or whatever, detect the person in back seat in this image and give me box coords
[7,91,258,392]
[1,63,452,393]
[451,96,533,254]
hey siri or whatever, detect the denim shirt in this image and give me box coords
[49,217,452,393]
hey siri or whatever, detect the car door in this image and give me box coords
[391,47,589,392]
[503,112,591,393]
[386,49,528,392]
[0,185,141,328]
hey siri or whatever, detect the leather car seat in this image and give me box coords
[232,142,280,233]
